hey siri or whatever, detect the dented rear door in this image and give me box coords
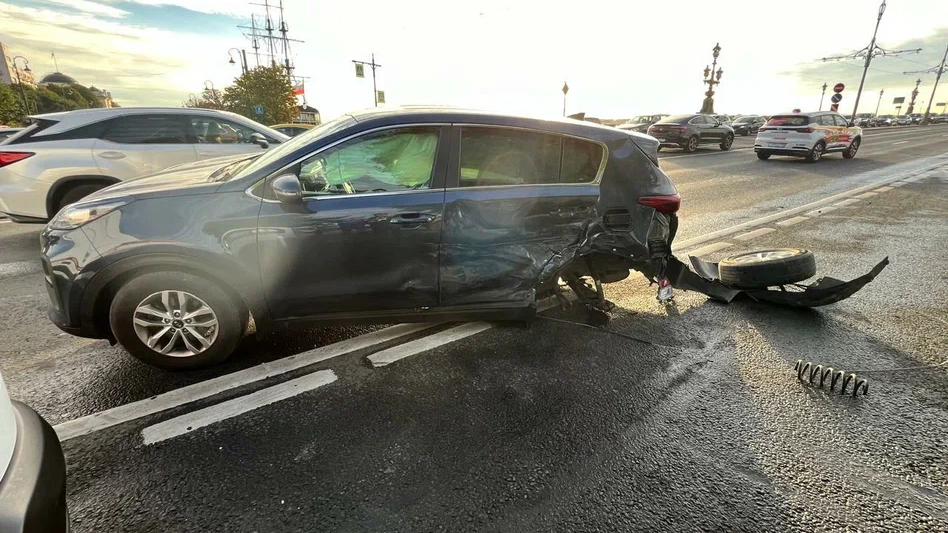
[440,125,602,308]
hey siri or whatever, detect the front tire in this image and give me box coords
[806,141,825,163]
[109,272,243,369]
[842,137,860,159]
[756,151,771,160]
[682,135,699,153]
[720,133,734,151]
[55,183,108,215]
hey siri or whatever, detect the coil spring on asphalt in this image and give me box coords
[794,360,869,397]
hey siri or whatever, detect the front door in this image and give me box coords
[440,126,603,308]
[256,125,448,319]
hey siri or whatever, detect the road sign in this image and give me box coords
[253,104,264,115]
[376,90,385,104]
[562,82,569,95]
[893,97,905,104]
[833,82,845,93]
[831,93,843,104]
[355,63,364,78]
[830,103,839,111]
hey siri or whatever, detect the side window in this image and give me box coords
[459,127,561,187]
[818,115,835,126]
[689,116,707,125]
[294,126,440,196]
[101,115,188,144]
[560,138,604,184]
[833,115,849,127]
[189,117,259,144]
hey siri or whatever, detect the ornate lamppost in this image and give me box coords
[906,78,921,115]
[699,43,723,114]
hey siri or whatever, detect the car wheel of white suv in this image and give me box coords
[55,183,107,215]
[842,138,860,159]
[806,141,825,163]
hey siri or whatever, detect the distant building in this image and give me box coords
[88,86,114,108]
[38,71,78,86]
[0,42,36,87]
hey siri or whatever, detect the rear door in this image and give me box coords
[186,116,273,161]
[440,125,603,308]
[92,114,198,180]
[691,115,720,142]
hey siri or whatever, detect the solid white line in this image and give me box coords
[53,323,436,441]
[776,216,810,227]
[835,198,860,207]
[672,158,948,252]
[805,206,838,217]
[892,140,909,145]
[141,370,337,445]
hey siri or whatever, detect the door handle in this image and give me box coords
[389,213,435,225]
[97,151,126,160]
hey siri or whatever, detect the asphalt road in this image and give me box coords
[1,124,947,531]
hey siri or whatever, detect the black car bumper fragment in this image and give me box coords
[666,255,889,307]
[0,402,69,533]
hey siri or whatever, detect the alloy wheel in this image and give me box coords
[688,136,698,151]
[132,290,219,357]
[849,139,859,156]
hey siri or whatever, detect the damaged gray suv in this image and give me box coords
[40,107,679,369]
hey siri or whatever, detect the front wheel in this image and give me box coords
[720,134,734,151]
[682,135,699,153]
[842,137,860,159]
[109,272,243,369]
[756,151,771,160]
[806,141,825,163]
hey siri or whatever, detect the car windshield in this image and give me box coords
[766,115,808,126]
[232,115,356,180]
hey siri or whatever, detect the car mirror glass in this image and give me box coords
[271,173,302,204]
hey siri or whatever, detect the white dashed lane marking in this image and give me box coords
[892,140,909,145]
[687,242,734,257]
[776,216,810,227]
[854,191,878,199]
[834,198,861,207]
[733,227,776,241]
[141,370,338,445]
[805,206,839,217]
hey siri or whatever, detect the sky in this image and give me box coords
[1,0,947,121]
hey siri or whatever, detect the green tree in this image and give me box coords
[184,87,224,110]
[222,66,297,125]
[0,83,25,126]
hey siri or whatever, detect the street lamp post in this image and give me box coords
[204,80,222,107]
[874,89,884,117]
[11,56,32,116]
[819,83,828,111]
[562,81,569,117]
[228,48,249,75]
[699,43,723,114]
[906,78,921,115]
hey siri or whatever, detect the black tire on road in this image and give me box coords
[718,249,817,289]
[756,151,771,160]
[806,141,825,163]
[109,271,243,369]
[56,183,108,214]
[842,137,860,159]
[720,133,734,151]
[682,135,699,153]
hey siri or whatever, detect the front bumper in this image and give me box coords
[41,227,104,338]
[0,402,69,533]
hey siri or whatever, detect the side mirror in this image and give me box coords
[271,174,302,204]
[250,133,269,150]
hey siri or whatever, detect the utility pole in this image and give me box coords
[352,54,382,106]
[819,82,828,111]
[921,44,947,125]
[874,89,884,116]
[820,0,921,122]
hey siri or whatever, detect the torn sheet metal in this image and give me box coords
[667,255,889,307]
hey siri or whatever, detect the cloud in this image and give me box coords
[102,0,247,16]
[37,0,129,18]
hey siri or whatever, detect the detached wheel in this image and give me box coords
[842,137,860,159]
[720,133,734,151]
[718,249,817,289]
[756,151,771,160]
[109,272,243,369]
[806,141,825,163]
[682,135,699,153]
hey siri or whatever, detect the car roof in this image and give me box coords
[344,106,632,143]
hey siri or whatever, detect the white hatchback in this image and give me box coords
[754,111,862,163]
[0,108,288,222]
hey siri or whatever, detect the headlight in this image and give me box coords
[48,197,131,230]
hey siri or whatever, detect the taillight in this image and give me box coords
[0,152,34,167]
[757,126,770,133]
[799,127,815,133]
[638,194,681,214]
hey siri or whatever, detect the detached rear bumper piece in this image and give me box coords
[666,255,889,307]
[0,402,69,533]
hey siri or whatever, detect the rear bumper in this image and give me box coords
[754,147,810,157]
[0,402,69,533]
[0,169,51,220]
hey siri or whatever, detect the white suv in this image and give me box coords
[0,108,288,222]
[754,111,862,163]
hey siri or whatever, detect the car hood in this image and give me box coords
[86,156,251,202]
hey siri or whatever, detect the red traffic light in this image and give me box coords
[833,83,845,93]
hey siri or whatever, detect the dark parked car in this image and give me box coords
[731,115,766,136]
[41,107,680,369]
[876,114,895,126]
[616,114,669,133]
[852,113,874,127]
[647,114,735,152]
